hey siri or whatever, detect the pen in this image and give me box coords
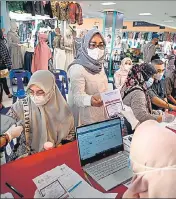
[68,181,82,193]
[84,172,93,187]
[5,182,24,198]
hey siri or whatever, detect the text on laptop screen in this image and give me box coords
[77,119,123,161]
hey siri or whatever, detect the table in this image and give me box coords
[0,141,127,198]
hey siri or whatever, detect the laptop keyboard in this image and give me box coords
[86,153,128,181]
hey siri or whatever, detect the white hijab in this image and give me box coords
[11,70,74,152]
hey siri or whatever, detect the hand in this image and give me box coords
[91,94,103,107]
[120,105,139,130]
[162,112,175,123]
[5,124,23,141]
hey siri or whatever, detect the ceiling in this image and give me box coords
[79,1,176,29]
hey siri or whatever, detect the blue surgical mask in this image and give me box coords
[145,77,154,88]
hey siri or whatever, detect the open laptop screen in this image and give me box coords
[76,118,123,166]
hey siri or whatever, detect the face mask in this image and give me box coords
[87,48,105,60]
[155,41,158,45]
[155,73,164,81]
[145,77,154,88]
[129,157,176,175]
[30,94,50,106]
[124,64,132,71]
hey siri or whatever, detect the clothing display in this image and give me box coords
[24,51,34,73]
[32,34,52,73]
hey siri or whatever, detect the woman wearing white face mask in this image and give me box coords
[114,57,132,90]
[6,70,74,160]
[67,29,108,126]
[123,120,176,198]
[121,63,165,125]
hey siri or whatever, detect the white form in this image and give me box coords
[101,89,124,118]
[33,164,118,198]
[0,193,14,198]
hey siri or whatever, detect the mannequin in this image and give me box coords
[53,28,66,70]
[7,21,23,69]
[64,29,75,72]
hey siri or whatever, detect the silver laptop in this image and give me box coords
[76,118,133,191]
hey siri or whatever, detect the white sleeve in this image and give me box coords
[114,73,121,89]
[69,66,92,107]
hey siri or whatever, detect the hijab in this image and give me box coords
[123,120,176,198]
[68,29,106,74]
[121,63,156,113]
[11,70,74,152]
[10,21,18,33]
[115,57,132,76]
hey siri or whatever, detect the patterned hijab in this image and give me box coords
[121,63,157,113]
[68,29,106,74]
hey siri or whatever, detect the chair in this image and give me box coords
[50,69,68,101]
[9,70,31,103]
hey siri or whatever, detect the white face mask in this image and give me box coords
[124,64,132,71]
[87,48,105,60]
[30,95,49,106]
[145,77,154,88]
[155,73,164,81]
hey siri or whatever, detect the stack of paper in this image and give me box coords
[33,164,118,198]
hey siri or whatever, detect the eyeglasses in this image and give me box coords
[89,42,105,50]
[27,89,45,97]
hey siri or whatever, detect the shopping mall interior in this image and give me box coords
[0,1,176,198]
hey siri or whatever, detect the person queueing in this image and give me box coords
[114,57,132,90]
[0,29,13,111]
[68,29,108,126]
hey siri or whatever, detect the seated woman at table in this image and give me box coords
[6,70,74,160]
[68,29,108,126]
[121,63,175,126]
[123,120,176,198]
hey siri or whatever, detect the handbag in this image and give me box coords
[0,69,9,78]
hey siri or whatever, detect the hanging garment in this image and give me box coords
[32,34,52,73]
[53,48,66,70]
[50,0,58,18]
[44,1,53,18]
[8,1,25,12]
[56,1,69,21]
[7,31,23,69]
[68,2,77,24]
[64,38,75,71]
[75,3,83,25]
[24,51,34,73]
[35,1,44,16]
[23,1,35,16]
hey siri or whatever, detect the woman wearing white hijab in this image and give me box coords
[114,57,132,90]
[68,29,108,126]
[123,120,176,198]
[6,70,74,160]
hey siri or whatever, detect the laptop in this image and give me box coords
[76,118,133,191]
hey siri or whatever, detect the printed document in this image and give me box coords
[101,89,124,118]
[33,164,118,198]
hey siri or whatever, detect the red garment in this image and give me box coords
[68,2,77,24]
[32,34,52,73]
[75,3,83,25]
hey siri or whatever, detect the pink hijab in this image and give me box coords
[123,120,176,198]
[32,33,52,73]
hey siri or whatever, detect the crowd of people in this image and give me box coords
[0,28,176,198]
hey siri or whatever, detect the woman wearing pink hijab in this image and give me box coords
[123,120,176,198]
[32,33,52,73]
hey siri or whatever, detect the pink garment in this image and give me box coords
[32,34,52,73]
[123,120,176,198]
[114,57,132,89]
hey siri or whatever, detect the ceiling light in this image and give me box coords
[139,13,152,16]
[163,20,174,23]
[101,2,116,6]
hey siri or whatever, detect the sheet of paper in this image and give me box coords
[159,118,176,130]
[101,89,124,118]
[123,179,132,188]
[0,193,14,198]
[33,164,118,198]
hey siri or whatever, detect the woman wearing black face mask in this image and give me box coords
[0,29,13,111]
[143,34,159,63]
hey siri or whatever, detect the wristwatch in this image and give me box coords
[0,134,10,147]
